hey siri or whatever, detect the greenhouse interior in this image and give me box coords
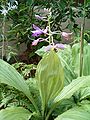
[0,0,90,120]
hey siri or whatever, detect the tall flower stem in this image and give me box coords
[79,0,86,76]
[2,15,6,59]
[48,9,54,45]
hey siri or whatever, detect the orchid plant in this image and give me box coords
[31,9,72,52]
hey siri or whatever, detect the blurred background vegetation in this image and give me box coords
[0,0,90,64]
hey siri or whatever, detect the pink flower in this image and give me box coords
[32,38,44,46]
[32,39,40,46]
[61,32,73,40]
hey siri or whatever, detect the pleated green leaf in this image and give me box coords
[72,43,90,76]
[35,50,64,111]
[83,45,90,75]
[54,76,90,103]
[55,104,90,120]
[72,43,80,76]
[0,59,36,110]
[0,107,31,120]
[80,87,90,100]
[57,49,77,85]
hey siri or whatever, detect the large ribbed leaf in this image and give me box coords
[57,49,77,85]
[55,104,90,120]
[83,45,90,75]
[0,59,37,111]
[35,50,64,111]
[72,43,90,76]
[0,107,31,120]
[72,43,80,76]
[54,76,90,103]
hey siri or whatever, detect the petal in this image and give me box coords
[61,32,73,40]
[61,32,68,37]
[43,26,48,34]
[32,24,41,30]
[35,14,47,21]
[32,38,45,46]
[32,39,40,46]
[32,30,43,37]
[55,43,66,49]
[45,45,53,51]
[35,14,44,20]
[39,38,45,42]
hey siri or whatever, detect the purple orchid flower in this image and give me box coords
[45,43,66,51]
[32,24,48,37]
[32,38,45,46]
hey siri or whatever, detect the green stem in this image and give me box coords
[42,105,45,120]
[2,15,6,59]
[45,103,58,120]
[48,15,51,44]
[27,94,40,115]
[41,100,49,120]
[79,1,86,76]
[79,22,85,76]
[48,10,54,45]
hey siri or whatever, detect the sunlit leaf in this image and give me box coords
[57,47,77,85]
[0,107,32,120]
[36,50,64,111]
[72,43,90,76]
[80,87,90,100]
[55,104,90,120]
[83,45,90,75]
[54,75,90,103]
[0,59,37,111]
[35,46,46,57]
